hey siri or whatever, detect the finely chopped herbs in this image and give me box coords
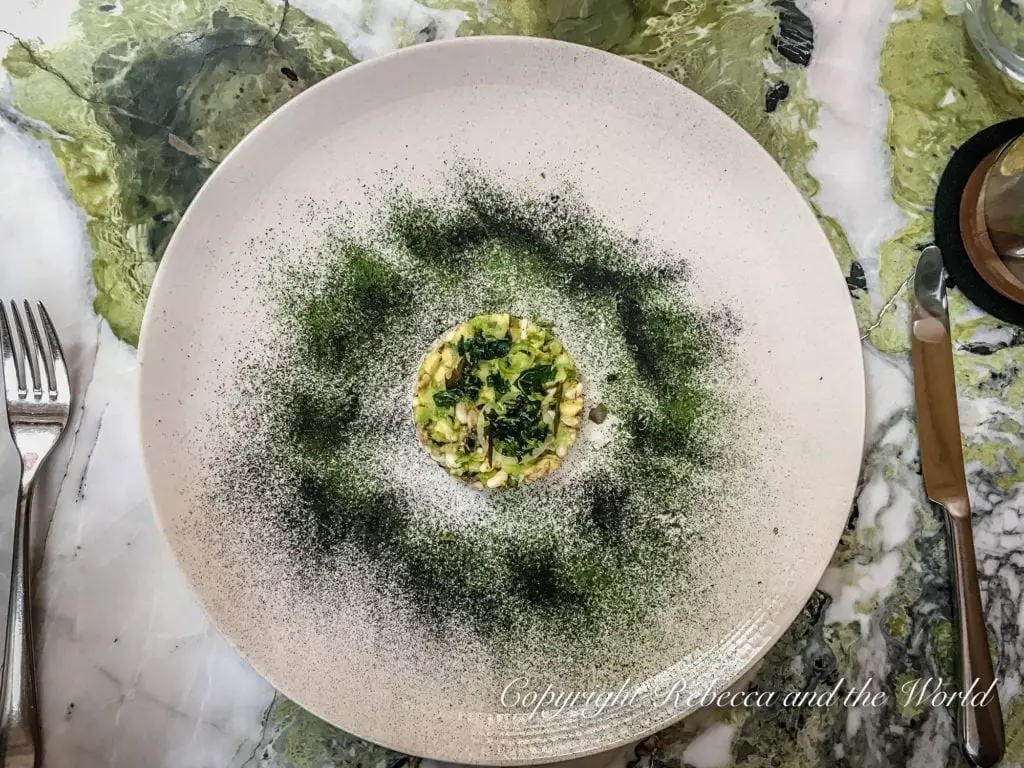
[413,313,582,487]
[214,171,741,658]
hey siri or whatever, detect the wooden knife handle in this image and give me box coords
[945,501,1004,768]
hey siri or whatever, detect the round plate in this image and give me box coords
[139,37,864,765]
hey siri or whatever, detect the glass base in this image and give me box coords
[964,0,1024,83]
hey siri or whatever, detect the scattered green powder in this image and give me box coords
[210,170,742,663]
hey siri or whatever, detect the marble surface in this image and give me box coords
[0,0,1022,766]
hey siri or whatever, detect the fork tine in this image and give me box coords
[36,302,69,402]
[23,300,55,399]
[8,302,38,397]
[0,302,24,397]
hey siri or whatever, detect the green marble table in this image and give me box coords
[0,0,1021,766]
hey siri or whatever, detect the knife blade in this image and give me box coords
[911,245,1004,767]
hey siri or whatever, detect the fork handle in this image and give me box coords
[0,485,40,768]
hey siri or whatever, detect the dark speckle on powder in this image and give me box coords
[206,167,744,665]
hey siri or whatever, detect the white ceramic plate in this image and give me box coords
[139,37,864,765]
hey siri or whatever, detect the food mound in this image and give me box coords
[413,313,582,488]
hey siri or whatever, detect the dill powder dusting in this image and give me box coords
[207,171,742,664]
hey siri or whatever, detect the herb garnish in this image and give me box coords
[487,371,510,396]
[433,374,482,408]
[457,330,511,361]
[490,395,550,459]
[515,364,556,395]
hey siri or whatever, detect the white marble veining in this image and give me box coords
[0,117,95,556]
[37,330,275,768]
[0,0,1019,766]
[805,0,907,312]
[0,43,277,767]
[280,0,467,59]
[680,723,734,768]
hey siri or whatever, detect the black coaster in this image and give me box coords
[934,117,1024,326]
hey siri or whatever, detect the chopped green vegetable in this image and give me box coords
[457,331,512,361]
[488,371,510,396]
[491,395,550,459]
[433,390,462,408]
[413,313,582,487]
[433,374,482,409]
[516,364,556,395]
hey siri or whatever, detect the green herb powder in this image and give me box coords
[211,171,741,663]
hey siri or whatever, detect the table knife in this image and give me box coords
[911,245,1004,767]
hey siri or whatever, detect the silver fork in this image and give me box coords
[0,301,70,768]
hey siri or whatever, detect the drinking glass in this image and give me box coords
[965,0,1024,82]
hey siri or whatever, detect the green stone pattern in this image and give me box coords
[0,0,926,767]
[3,0,849,345]
[880,0,1024,500]
[243,699,403,768]
[3,0,354,344]
[876,0,1020,353]
[873,2,1024,766]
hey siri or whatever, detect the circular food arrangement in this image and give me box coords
[209,173,744,656]
[414,313,583,488]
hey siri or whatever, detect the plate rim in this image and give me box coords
[137,35,867,765]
